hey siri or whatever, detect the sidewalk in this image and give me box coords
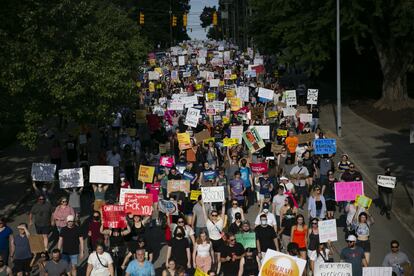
[320,104,414,236]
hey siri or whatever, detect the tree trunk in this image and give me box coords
[373,40,414,110]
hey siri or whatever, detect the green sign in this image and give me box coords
[236,232,256,249]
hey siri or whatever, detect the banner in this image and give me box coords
[235,232,256,248]
[314,263,352,276]
[334,181,364,202]
[201,186,225,203]
[259,249,306,276]
[313,139,337,154]
[250,163,268,173]
[258,87,274,101]
[119,188,146,205]
[184,108,200,128]
[356,194,372,209]
[223,138,239,147]
[31,163,56,182]
[318,219,338,243]
[158,199,178,215]
[307,89,319,105]
[124,194,153,216]
[377,175,396,189]
[190,190,202,201]
[59,168,84,188]
[299,113,313,123]
[167,180,190,194]
[89,166,114,184]
[138,165,155,183]
[231,126,244,144]
[363,267,393,276]
[102,205,127,229]
[243,127,265,153]
[160,156,174,168]
[297,132,315,144]
[248,125,270,140]
[285,90,297,106]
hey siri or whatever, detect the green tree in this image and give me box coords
[0,0,148,149]
[200,6,223,40]
[249,0,414,110]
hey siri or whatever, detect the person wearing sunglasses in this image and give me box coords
[340,235,367,276]
[52,197,75,233]
[308,185,326,221]
[341,162,363,182]
[29,195,53,252]
[220,234,244,276]
[382,240,411,276]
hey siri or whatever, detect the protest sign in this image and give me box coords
[203,170,217,181]
[299,113,313,123]
[190,190,202,201]
[177,132,191,145]
[259,249,306,276]
[258,87,274,101]
[251,106,264,121]
[31,163,56,182]
[230,97,242,111]
[314,263,352,276]
[313,139,337,154]
[102,205,127,229]
[59,168,84,188]
[212,101,225,112]
[206,92,216,101]
[224,69,232,80]
[282,107,297,117]
[209,79,220,87]
[167,180,190,194]
[237,86,250,102]
[160,156,174,168]
[377,175,396,189]
[89,166,114,184]
[185,108,200,128]
[148,71,159,80]
[135,110,147,123]
[266,111,278,118]
[119,188,146,205]
[335,181,364,202]
[363,267,393,276]
[223,138,239,147]
[356,194,372,209]
[178,56,185,66]
[271,143,284,154]
[197,57,206,65]
[235,232,256,248]
[195,129,211,143]
[296,106,309,114]
[231,125,244,144]
[168,99,184,111]
[138,165,155,183]
[171,70,179,80]
[307,89,319,104]
[277,129,288,137]
[158,199,178,215]
[148,82,155,92]
[194,268,208,276]
[201,186,225,203]
[248,125,270,140]
[29,235,45,253]
[285,90,297,106]
[243,127,265,153]
[318,219,338,243]
[250,163,268,173]
[297,132,315,144]
[124,193,153,216]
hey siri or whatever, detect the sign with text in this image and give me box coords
[231,126,244,144]
[307,89,319,105]
[318,219,338,243]
[235,232,256,248]
[119,188,146,205]
[159,156,174,168]
[223,138,239,147]
[259,249,306,276]
[363,267,392,276]
[313,139,337,154]
[356,194,372,209]
[190,190,202,201]
[167,180,190,194]
[195,129,211,143]
[250,163,269,173]
[59,168,84,188]
[299,113,313,123]
[258,87,274,101]
[89,166,114,184]
[102,205,127,229]
[184,108,200,128]
[29,235,45,253]
[243,127,265,153]
[285,90,297,106]
[138,165,155,183]
[237,86,250,102]
[31,163,56,182]
[201,186,225,203]
[158,199,178,215]
[334,181,364,202]
[377,175,396,189]
[124,193,153,216]
[314,263,352,276]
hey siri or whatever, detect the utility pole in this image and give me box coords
[336,0,342,137]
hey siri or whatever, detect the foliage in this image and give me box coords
[200,6,223,40]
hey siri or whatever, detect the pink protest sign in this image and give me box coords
[334,181,364,202]
[250,163,268,173]
[160,156,174,168]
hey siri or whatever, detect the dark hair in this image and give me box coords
[51,248,60,254]
[358,212,368,220]
[234,171,241,176]
[390,240,399,247]
[259,214,267,219]
[173,225,185,237]
[287,242,299,255]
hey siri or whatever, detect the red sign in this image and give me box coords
[102,205,127,229]
[250,162,268,173]
[124,194,153,216]
[160,156,174,168]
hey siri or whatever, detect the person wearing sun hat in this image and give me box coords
[340,235,367,276]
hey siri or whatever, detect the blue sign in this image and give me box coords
[203,170,217,181]
[313,139,337,155]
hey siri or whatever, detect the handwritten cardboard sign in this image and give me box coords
[59,168,84,188]
[124,193,153,216]
[377,175,396,189]
[89,166,114,184]
[167,180,190,194]
[138,165,155,183]
[334,181,364,202]
[102,205,127,229]
[297,132,315,144]
[31,163,56,182]
[201,186,225,203]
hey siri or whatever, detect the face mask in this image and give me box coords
[176,233,183,238]
[261,219,268,225]
[42,187,48,192]
[263,209,269,214]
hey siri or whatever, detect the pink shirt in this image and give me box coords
[53,206,75,228]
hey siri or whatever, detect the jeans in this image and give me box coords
[311,118,319,132]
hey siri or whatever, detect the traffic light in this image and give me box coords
[139,12,144,25]
[172,15,177,27]
[183,13,187,27]
[213,12,218,26]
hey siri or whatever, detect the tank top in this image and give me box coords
[308,230,320,251]
[356,223,370,237]
[94,190,106,201]
[292,227,307,248]
[243,256,259,276]
[282,208,295,236]
[131,223,145,239]
[196,242,211,257]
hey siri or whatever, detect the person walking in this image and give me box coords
[220,233,245,276]
[86,243,114,276]
[0,255,12,276]
[378,167,394,219]
[382,240,411,276]
[340,235,367,276]
[193,230,214,273]
[52,197,75,233]
[29,195,53,251]
[255,214,279,259]
[0,218,13,266]
[125,248,155,276]
[10,223,32,276]
[165,226,191,271]
[44,249,71,276]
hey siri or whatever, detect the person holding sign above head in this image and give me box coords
[354,212,374,265]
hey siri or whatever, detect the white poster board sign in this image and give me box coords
[31,163,56,182]
[148,71,159,80]
[224,69,232,80]
[197,57,206,65]
[231,126,244,144]
[363,267,392,276]
[59,168,84,188]
[209,79,220,88]
[237,86,250,102]
[184,108,200,128]
[299,113,313,123]
[201,186,224,203]
[119,188,146,205]
[307,89,319,105]
[178,56,185,66]
[89,166,114,184]
[258,87,274,101]
[318,219,338,243]
[282,107,297,117]
[248,126,270,140]
[168,99,184,111]
[213,101,225,112]
[314,263,352,276]
[377,175,397,189]
[259,249,306,276]
[285,90,297,106]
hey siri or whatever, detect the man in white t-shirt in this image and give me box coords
[272,185,287,229]
[86,245,114,276]
[254,202,277,231]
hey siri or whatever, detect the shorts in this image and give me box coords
[211,238,224,252]
[35,225,51,235]
[62,254,79,266]
[13,258,31,273]
[325,200,336,212]
[295,186,307,197]
[356,239,371,252]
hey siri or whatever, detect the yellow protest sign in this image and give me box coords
[223,138,239,147]
[230,97,242,111]
[195,83,203,90]
[190,190,202,201]
[277,129,288,137]
[355,195,372,209]
[154,67,162,74]
[148,82,155,92]
[222,117,230,124]
[226,89,236,99]
[219,80,225,86]
[138,165,155,183]
[207,93,216,101]
[267,111,279,118]
[194,268,208,276]
[136,81,141,88]
[203,137,215,145]
[177,133,191,145]
[230,74,237,80]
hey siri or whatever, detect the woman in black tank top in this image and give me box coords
[238,248,259,276]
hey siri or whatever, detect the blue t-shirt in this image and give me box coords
[240,167,251,188]
[0,227,12,251]
[259,177,272,195]
[126,260,155,276]
[340,246,365,276]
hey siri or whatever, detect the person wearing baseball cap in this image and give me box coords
[254,202,277,231]
[340,235,367,276]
